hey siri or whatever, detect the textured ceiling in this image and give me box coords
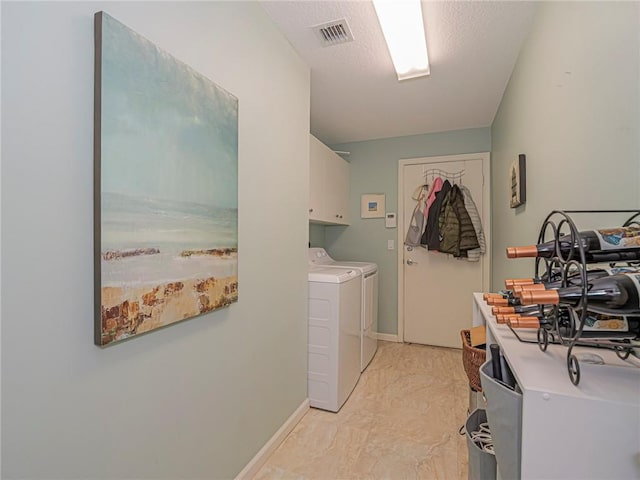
[261,1,537,145]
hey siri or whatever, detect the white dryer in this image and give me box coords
[309,248,378,372]
[308,265,362,412]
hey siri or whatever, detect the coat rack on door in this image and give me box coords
[423,167,465,185]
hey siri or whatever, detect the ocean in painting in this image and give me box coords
[101,192,237,286]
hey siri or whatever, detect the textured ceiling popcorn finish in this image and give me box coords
[261,1,537,145]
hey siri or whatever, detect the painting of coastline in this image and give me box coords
[94,12,238,347]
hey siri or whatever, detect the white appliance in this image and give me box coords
[309,248,379,372]
[308,266,362,412]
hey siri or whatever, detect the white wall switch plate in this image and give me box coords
[385,212,396,228]
[387,239,395,250]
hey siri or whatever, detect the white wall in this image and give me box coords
[1,2,310,478]
[491,1,640,289]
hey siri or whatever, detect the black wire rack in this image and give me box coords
[521,210,640,385]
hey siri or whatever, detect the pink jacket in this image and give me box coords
[425,177,444,216]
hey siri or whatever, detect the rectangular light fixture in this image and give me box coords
[372,0,430,81]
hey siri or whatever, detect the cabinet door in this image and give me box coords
[326,152,349,224]
[309,135,328,222]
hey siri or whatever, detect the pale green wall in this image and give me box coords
[2,2,310,478]
[491,1,640,290]
[309,223,326,247]
[324,129,491,335]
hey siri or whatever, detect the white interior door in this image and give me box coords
[398,153,490,348]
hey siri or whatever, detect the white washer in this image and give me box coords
[309,248,378,372]
[308,265,362,412]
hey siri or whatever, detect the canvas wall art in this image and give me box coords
[510,154,526,208]
[94,12,238,347]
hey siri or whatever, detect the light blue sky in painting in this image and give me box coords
[100,12,238,209]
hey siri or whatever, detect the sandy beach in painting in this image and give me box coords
[98,192,239,346]
[100,249,238,345]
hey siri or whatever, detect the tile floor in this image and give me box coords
[254,341,470,479]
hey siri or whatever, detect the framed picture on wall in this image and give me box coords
[361,194,385,218]
[94,12,238,347]
[510,154,526,208]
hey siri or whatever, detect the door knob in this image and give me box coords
[406,259,418,265]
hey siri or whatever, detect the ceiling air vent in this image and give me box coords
[312,19,354,47]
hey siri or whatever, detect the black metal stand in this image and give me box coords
[527,210,640,385]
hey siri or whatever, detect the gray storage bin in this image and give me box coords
[465,408,497,480]
[468,386,487,414]
[480,360,522,480]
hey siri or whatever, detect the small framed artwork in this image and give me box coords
[361,194,385,218]
[510,154,526,208]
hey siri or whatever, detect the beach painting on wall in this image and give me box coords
[94,12,238,347]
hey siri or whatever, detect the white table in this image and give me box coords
[473,292,640,479]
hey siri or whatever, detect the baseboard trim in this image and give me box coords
[377,333,400,343]
[235,398,310,480]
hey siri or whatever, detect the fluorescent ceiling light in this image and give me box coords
[372,0,430,81]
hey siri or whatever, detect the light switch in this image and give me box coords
[387,240,395,250]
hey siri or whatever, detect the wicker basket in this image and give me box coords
[461,329,486,392]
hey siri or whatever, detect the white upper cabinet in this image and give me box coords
[309,134,329,222]
[309,135,350,225]
[325,151,349,223]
